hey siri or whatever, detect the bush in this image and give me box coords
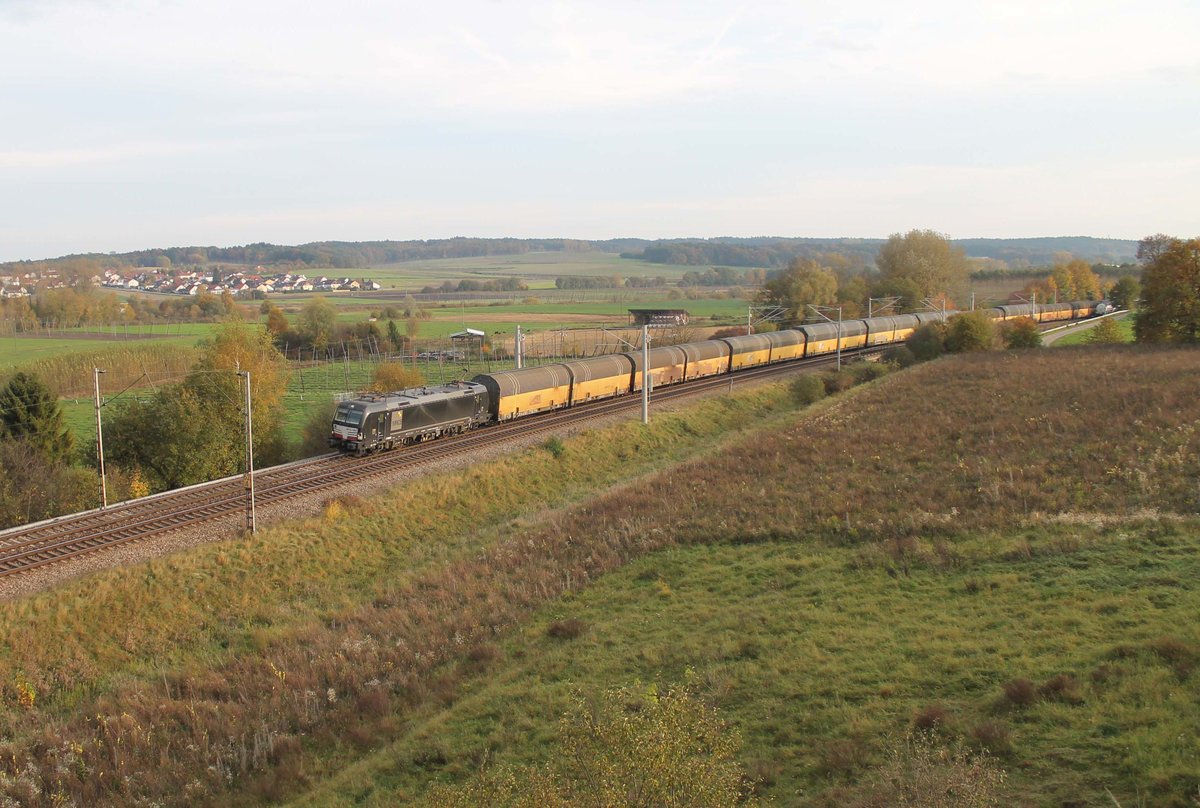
[546,618,588,640]
[822,370,856,395]
[850,361,890,384]
[912,704,951,731]
[790,374,827,405]
[969,721,1013,757]
[297,399,338,458]
[420,682,762,807]
[371,362,425,392]
[1085,317,1126,344]
[1001,678,1037,707]
[882,344,916,368]
[946,311,995,353]
[544,436,566,458]
[1001,317,1042,349]
[856,731,1007,808]
[907,323,946,361]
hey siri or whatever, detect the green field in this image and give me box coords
[1053,315,1134,346]
[0,324,216,370]
[354,251,697,289]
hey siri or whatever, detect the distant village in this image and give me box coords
[0,266,381,299]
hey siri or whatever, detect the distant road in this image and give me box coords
[1042,312,1128,346]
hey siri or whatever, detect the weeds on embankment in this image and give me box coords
[0,345,1198,806]
[0,376,827,805]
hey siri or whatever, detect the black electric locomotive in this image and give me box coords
[329,381,491,455]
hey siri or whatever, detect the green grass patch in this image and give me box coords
[1054,315,1135,346]
[295,522,1200,807]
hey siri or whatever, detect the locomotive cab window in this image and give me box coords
[334,405,363,427]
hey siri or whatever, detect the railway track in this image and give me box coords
[0,349,868,579]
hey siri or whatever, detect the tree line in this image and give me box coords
[754,229,1142,327]
[1,283,244,332]
[419,277,528,294]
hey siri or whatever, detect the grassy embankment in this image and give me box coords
[1,345,1197,806]
[289,345,1200,808]
[0,373,824,805]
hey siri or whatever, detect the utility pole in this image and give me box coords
[515,324,523,369]
[641,324,650,425]
[836,306,842,371]
[239,371,256,534]
[93,367,107,509]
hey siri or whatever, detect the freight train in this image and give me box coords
[329,301,1107,454]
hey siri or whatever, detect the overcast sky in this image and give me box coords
[1,0,1197,261]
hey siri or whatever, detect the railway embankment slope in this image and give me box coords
[0,345,1196,806]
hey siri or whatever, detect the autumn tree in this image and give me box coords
[1000,317,1041,349]
[875,230,969,305]
[105,323,290,491]
[0,440,95,529]
[1134,236,1200,343]
[0,371,74,464]
[758,258,838,325]
[421,683,762,807]
[370,363,424,392]
[1086,317,1126,344]
[1047,258,1102,301]
[263,304,290,338]
[907,322,946,361]
[945,311,995,352]
[1136,233,1176,265]
[870,276,925,313]
[1108,275,1140,310]
[298,296,337,351]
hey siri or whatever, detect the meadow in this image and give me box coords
[347,250,695,289]
[0,345,1197,806]
[1053,315,1135,346]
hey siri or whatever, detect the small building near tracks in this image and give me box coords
[628,308,690,327]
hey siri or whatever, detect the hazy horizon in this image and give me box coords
[2,1,1197,262]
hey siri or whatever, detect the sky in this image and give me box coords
[1,0,1197,261]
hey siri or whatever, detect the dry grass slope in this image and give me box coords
[0,344,1196,806]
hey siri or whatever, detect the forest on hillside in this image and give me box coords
[1,235,1138,276]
